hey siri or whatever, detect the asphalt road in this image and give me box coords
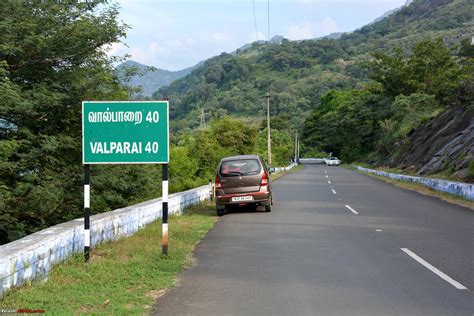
[152,164,473,316]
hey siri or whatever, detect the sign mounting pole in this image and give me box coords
[162,164,169,256]
[84,164,91,262]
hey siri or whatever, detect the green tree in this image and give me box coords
[169,146,200,192]
[303,89,388,161]
[370,38,463,101]
[177,117,258,182]
[0,2,131,243]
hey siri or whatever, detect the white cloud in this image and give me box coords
[126,31,239,70]
[127,42,164,66]
[284,17,339,40]
[320,17,338,35]
[129,47,146,63]
[247,31,267,42]
[212,32,230,42]
[103,42,126,57]
[286,22,315,40]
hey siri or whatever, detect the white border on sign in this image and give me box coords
[82,100,170,164]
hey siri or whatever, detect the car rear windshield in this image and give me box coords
[220,159,262,177]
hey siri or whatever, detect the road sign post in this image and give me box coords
[82,101,170,261]
[162,164,169,256]
[83,164,90,262]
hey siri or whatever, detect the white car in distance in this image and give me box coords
[325,157,341,166]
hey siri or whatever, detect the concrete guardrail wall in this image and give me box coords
[274,162,299,172]
[0,163,297,297]
[353,165,474,201]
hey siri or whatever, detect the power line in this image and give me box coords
[267,0,270,42]
[252,0,259,41]
[265,93,271,166]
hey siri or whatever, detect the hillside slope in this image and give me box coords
[389,106,473,180]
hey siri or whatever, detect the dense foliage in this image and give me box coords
[0,2,140,243]
[154,41,358,134]
[303,88,389,161]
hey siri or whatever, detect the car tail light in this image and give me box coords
[260,172,269,186]
[215,174,222,189]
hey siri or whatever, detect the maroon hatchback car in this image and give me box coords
[215,155,274,216]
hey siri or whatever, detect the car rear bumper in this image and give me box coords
[216,189,271,207]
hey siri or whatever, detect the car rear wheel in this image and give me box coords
[265,198,272,212]
[216,206,226,217]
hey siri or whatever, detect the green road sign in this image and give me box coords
[82,101,169,164]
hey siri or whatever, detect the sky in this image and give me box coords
[107,0,407,71]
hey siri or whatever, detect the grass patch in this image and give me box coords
[0,202,218,315]
[347,165,474,210]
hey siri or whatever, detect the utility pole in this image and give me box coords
[199,108,206,128]
[297,136,300,162]
[265,93,272,166]
[295,132,298,162]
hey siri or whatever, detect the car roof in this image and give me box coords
[220,155,260,162]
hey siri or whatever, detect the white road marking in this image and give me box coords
[328,181,331,184]
[324,169,327,174]
[344,205,359,215]
[376,229,382,232]
[401,248,468,290]
[325,175,329,178]
[331,189,337,194]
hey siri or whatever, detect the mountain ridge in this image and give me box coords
[116,60,202,97]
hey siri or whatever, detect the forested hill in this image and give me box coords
[153,0,472,133]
